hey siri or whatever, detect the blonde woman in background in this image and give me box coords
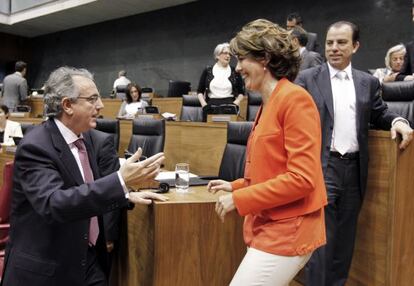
[373,44,412,83]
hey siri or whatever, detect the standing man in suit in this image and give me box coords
[286,12,321,54]
[291,26,323,71]
[295,21,413,286]
[1,66,167,286]
[1,61,28,110]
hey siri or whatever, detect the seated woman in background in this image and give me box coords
[197,43,245,121]
[117,83,149,118]
[208,19,327,285]
[0,105,23,146]
[373,44,409,83]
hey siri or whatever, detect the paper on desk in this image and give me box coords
[161,112,176,119]
[156,171,197,180]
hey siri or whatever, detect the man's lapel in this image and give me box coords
[315,64,334,119]
[46,119,84,186]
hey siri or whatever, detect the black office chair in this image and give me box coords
[20,123,35,135]
[180,95,203,122]
[145,106,159,114]
[218,121,253,181]
[95,119,120,152]
[115,85,128,101]
[167,80,191,97]
[381,81,414,126]
[127,118,165,157]
[247,91,262,121]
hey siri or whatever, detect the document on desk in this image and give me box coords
[156,172,210,187]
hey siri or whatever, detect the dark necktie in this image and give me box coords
[73,138,99,246]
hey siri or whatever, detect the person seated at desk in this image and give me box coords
[0,104,23,146]
[197,43,245,121]
[117,83,149,118]
[373,44,411,83]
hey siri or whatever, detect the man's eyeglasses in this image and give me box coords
[76,95,101,104]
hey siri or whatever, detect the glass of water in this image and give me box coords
[175,163,190,193]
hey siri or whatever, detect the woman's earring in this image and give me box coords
[263,66,267,71]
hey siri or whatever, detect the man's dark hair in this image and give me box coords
[287,12,303,25]
[291,26,308,47]
[327,21,360,44]
[15,61,27,72]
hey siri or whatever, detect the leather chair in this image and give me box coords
[381,81,414,126]
[115,85,128,101]
[21,123,35,135]
[247,91,262,121]
[95,119,120,152]
[167,80,191,97]
[218,121,253,181]
[127,118,165,157]
[180,95,203,122]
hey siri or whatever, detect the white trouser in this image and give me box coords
[230,248,312,286]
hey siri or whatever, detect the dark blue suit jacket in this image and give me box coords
[2,119,128,286]
[295,63,397,197]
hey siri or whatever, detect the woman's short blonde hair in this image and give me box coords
[385,44,406,70]
[213,43,230,60]
[230,19,300,81]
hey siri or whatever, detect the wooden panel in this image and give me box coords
[100,98,123,119]
[28,97,44,118]
[163,121,227,175]
[115,186,245,286]
[152,97,182,119]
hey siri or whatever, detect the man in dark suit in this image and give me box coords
[1,61,28,110]
[286,12,321,54]
[1,67,167,286]
[290,26,323,71]
[295,21,413,286]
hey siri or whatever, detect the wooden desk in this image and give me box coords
[100,98,123,119]
[347,130,414,286]
[28,97,44,118]
[111,186,245,286]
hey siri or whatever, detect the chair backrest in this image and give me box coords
[167,80,191,97]
[381,81,414,125]
[0,162,14,224]
[180,95,203,122]
[247,91,262,121]
[95,119,120,152]
[218,122,253,181]
[115,85,128,101]
[21,123,35,135]
[128,119,165,157]
[145,106,159,114]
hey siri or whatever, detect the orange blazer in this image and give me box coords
[232,78,327,221]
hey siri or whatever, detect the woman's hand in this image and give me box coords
[215,193,236,222]
[207,179,232,194]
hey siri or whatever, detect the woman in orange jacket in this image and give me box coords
[208,19,327,286]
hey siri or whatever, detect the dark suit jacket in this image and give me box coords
[295,63,397,197]
[396,41,414,81]
[300,49,323,71]
[306,32,321,54]
[2,119,128,286]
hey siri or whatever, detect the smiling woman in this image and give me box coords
[207,19,327,286]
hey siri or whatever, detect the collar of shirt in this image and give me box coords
[327,62,353,80]
[299,47,306,55]
[15,72,23,77]
[54,118,83,145]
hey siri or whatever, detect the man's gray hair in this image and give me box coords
[213,43,230,60]
[44,67,94,117]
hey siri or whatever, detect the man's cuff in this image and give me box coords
[117,171,130,199]
[392,117,409,126]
